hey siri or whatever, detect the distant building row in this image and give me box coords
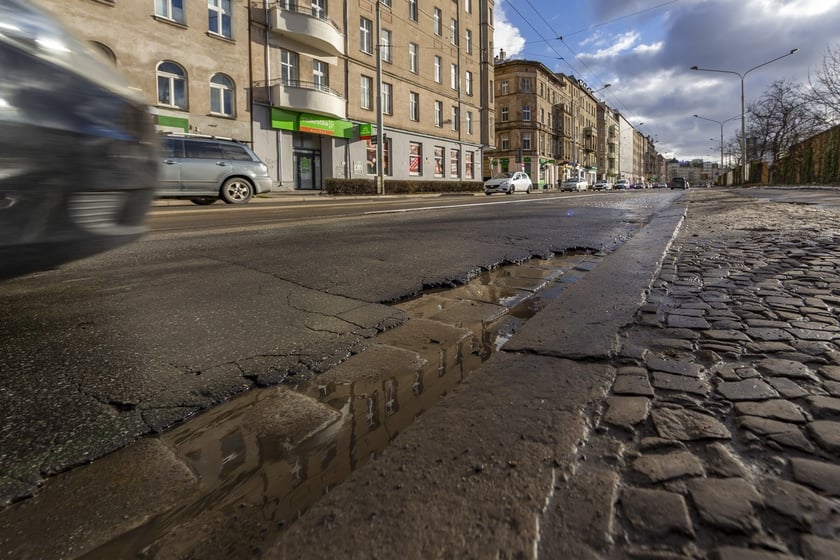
[36,0,661,190]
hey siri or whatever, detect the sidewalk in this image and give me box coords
[266,188,840,559]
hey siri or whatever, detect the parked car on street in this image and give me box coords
[670,177,690,190]
[614,179,630,190]
[593,180,613,191]
[159,135,274,204]
[655,182,668,189]
[0,0,158,280]
[560,178,589,192]
[484,171,532,195]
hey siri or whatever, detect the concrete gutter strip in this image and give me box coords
[264,204,688,559]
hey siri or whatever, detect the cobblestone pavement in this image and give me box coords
[582,189,840,559]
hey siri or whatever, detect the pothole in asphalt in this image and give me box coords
[83,251,602,557]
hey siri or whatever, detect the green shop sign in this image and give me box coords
[270,108,355,139]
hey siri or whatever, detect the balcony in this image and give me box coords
[268,4,344,57]
[268,80,346,120]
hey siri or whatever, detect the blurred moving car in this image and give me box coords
[614,179,630,190]
[0,0,158,280]
[158,134,274,204]
[593,180,613,191]
[655,182,668,189]
[484,171,532,195]
[560,178,588,192]
[670,177,690,190]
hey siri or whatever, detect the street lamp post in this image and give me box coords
[690,48,798,179]
[693,113,740,175]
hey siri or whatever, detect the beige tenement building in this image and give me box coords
[34,0,495,191]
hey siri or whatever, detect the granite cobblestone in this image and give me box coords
[582,191,840,558]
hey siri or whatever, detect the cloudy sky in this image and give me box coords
[493,0,840,162]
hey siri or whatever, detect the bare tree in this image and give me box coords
[808,44,840,123]
[747,78,821,163]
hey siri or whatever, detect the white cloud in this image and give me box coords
[588,31,640,58]
[751,0,840,18]
[493,3,526,58]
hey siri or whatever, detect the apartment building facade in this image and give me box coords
[37,0,493,192]
[35,0,253,141]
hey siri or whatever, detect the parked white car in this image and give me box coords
[593,180,613,191]
[560,178,589,192]
[484,171,533,195]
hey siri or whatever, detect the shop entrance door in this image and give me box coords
[293,149,322,190]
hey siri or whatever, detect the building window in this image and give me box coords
[501,80,508,95]
[313,60,328,91]
[409,92,419,121]
[311,0,326,18]
[465,30,472,54]
[466,111,472,135]
[500,134,509,150]
[434,56,441,83]
[366,139,390,175]
[465,0,472,13]
[450,63,458,90]
[380,0,391,7]
[465,71,472,96]
[209,73,234,116]
[382,82,393,115]
[155,0,184,23]
[523,133,531,150]
[434,146,444,177]
[280,49,298,85]
[409,43,418,73]
[434,101,442,127]
[465,151,474,179]
[208,0,231,38]
[361,75,373,109]
[381,29,392,63]
[450,149,460,178]
[523,105,531,121]
[500,106,508,122]
[450,19,458,45]
[360,17,372,54]
[433,7,442,35]
[451,106,458,131]
[522,78,531,92]
[156,61,187,108]
[409,142,422,176]
[409,0,418,21]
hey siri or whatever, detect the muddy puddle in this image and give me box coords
[83,252,601,557]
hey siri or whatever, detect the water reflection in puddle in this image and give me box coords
[84,252,600,557]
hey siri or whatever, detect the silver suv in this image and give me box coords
[158,135,274,204]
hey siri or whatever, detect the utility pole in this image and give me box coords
[375,0,384,194]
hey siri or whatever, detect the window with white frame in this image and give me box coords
[409,0,418,21]
[501,80,508,95]
[451,106,458,131]
[523,105,531,121]
[465,29,472,54]
[465,71,472,96]
[434,146,444,177]
[381,29,392,62]
[465,151,474,179]
[500,106,508,121]
[208,0,231,38]
[523,133,532,150]
[155,0,184,23]
[311,0,326,18]
[500,134,509,150]
[450,63,458,90]
[466,111,472,135]
[434,101,443,127]
[361,75,373,109]
[433,8,442,35]
[209,73,234,115]
[156,61,187,108]
[450,149,459,178]
[380,0,391,7]
[409,91,419,121]
[409,142,422,175]
[434,56,441,83]
[313,60,328,91]
[280,49,298,85]
[360,17,372,54]
[465,0,472,13]
[522,78,531,92]
[409,43,418,73]
[382,82,393,115]
[450,19,458,45]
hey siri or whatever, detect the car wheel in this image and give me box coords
[526,186,531,194]
[220,178,254,204]
[485,192,492,195]
[190,197,217,205]
[506,189,513,195]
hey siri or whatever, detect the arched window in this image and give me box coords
[156,61,187,109]
[90,42,116,64]
[209,73,234,116]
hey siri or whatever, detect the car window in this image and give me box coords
[162,138,183,158]
[184,140,223,159]
[221,143,255,161]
